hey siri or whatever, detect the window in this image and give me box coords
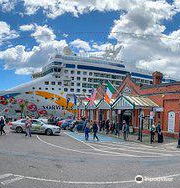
[77,77,81,80]
[83,78,87,81]
[82,89,86,92]
[83,71,87,75]
[88,78,93,82]
[59,88,61,90]
[89,72,93,76]
[52,88,54,90]
[58,82,62,85]
[77,83,81,86]
[72,77,74,80]
[45,88,48,90]
[71,70,75,74]
[77,71,81,75]
[39,87,41,90]
[64,88,68,92]
[51,82,55,85]
[82,83,87,87]
[70,88,74,92]
[71,83,74,86]
[64,70,68,74]
[45,81,49,85]
[32,87,35,90]
[77,89,80,92]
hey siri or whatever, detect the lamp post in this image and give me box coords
[138,109,143,142]
[177,112,180,148]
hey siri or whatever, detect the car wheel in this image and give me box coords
[45,129,53,136]
[15,126,23,133]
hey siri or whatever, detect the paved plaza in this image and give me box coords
[0,128,180,188]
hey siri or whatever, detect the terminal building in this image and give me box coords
[77,71,180,138]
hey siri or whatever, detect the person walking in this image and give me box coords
[122,120,128,141]
[84,121,90,141]
[93,121,99,141]
[150,124,156,143]
[105,119,110,134]
[25,116,32,137]
[156,122,163,143]
[0,116,6,135]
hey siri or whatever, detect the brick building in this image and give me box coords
[78,71,180,138]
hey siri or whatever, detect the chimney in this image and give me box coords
[152,71,163,85]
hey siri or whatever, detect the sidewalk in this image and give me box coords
[99,131,178,149]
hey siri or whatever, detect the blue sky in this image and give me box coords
[0,0,180,90]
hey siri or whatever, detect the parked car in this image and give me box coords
[10,119,61,135]
[70,120,86,132]
[61,119,74,130]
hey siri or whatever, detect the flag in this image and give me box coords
[89,89,97,107]
[73,94,77,106]
[105,81,115,104]
[66,97,70,107]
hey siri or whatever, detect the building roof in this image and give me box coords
[112,95,159,110]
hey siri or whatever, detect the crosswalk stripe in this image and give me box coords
[1,176,24,186]
[0,174,12,180]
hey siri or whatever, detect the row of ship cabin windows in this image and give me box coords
[32,86,91,93]
[64,70,124,80]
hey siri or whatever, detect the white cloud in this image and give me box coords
[22,0,137,18]
[107,0,180,79]
[0,21,19,46]
[70,39,91,51]
[0,0,16,12]
[0,24,67,75]
[19,24,35,31]
[31,25,56,43]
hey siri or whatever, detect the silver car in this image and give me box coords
[10,119,61,135]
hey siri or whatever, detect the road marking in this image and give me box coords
[36,135,133,157]
[109,142,180,153]
[1,176,24,186]
[95,142,180,156]
[0,174,12,180]
[0,172,179,185]
[90,143,174,156]
[63,132,138,157]
[37,135,180,158]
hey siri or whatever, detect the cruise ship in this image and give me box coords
[0,46,176,119]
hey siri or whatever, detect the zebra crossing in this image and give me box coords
[0,173,24,186]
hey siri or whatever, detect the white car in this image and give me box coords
[10,119,61,135]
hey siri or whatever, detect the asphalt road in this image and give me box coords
[0,129,180,188]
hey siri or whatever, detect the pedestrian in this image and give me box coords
[126,123,129,139]
[115,122,120,137]
[93,121,99,141]
[156,122,163,143]
[102,120,105,131]
[150,124,156,143]
[0,116,6,135]
[122,120,128,141]
[105,119,110,134]
[25,116,32,137]
[99,120,103,132]
[84,121,90,141]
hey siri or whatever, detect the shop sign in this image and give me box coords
[154,107,163,112]
[168,111,175,133]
